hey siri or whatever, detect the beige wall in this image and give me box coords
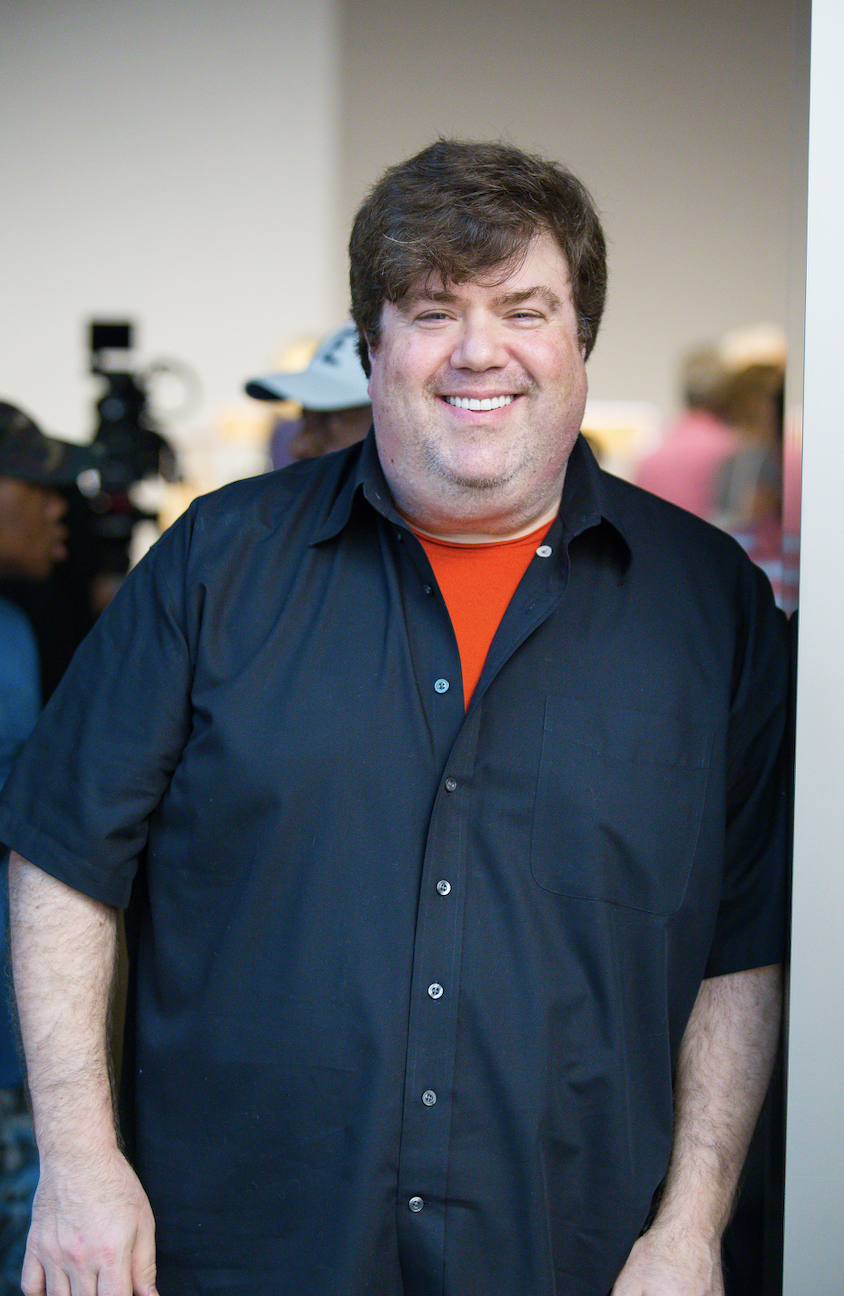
[337,0,801,422]
[0,0,341,441]
[1,0,802,445]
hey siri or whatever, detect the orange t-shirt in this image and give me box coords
[414,519,554,708]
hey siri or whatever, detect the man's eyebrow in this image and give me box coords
[399,288,460,309]
[400,286,564,311]
[491,287,564,311]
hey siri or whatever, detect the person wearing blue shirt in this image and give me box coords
[0,401,93,1291]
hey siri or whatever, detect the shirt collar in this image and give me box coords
[312,430,398,544]
[313,428,632,579]
[557,435,631,567]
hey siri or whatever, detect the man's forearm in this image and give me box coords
[8,852,157,1296]
[657,963,783,1238]
[9,851,119,1154]
[611,964,783,1295]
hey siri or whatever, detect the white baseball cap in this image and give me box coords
[245,322,371,411]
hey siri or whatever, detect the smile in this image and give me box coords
[443,395,516,411]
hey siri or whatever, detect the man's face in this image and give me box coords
[289,404,372,460]
[366,232,587,538]
[0,477,68,579]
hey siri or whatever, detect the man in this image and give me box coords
[0,396,96,795]
[0,142,787,1296]
[246,320,373,461]
[0,401,94,1285]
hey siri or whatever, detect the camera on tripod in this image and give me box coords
[87,320,182,578]
[89,320,179,493]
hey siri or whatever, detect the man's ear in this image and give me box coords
[358,331,373,380]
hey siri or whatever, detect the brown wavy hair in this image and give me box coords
[349,139,607,376]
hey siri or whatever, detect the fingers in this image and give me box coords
[130,1194,157,1296]
[131,1234,157,1296]
[20,1248,48,1296]
[20,1228,146,1296]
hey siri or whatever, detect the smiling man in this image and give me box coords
[366,233,587,540]
[0,142,788,1296]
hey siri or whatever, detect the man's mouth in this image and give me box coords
[442,395,517,411]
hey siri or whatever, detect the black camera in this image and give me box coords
[86,320,183,579]
[89,320,178,493]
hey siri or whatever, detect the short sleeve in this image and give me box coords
[0,508,198,907]
[705,559,790,975]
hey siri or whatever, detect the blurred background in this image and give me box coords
[1,0,805,465]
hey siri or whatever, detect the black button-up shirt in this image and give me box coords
[0,433,788,1296]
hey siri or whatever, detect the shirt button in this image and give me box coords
[423,584,433,595]
[428,982,443,999]
[422,1089,437,1106]
[436,879,451,896]
[434,678,449,694]
[444,777,457,792]
[409,1196,424,1212]
[536,544,553,557]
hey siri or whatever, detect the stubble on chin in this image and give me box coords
[419,423,536,496]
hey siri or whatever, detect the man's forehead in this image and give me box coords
[394,236,573,308]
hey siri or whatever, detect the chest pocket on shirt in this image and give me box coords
[530,694,713,915]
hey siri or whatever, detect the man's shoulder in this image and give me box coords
[190,446,357,529]
[596,466,786,629]
[159,446,361,567]
[601,466,751,563]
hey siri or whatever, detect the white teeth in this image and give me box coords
[444,395,515,410]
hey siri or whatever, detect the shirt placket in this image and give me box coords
[395,704,480,1289]
[388,519,573,1292]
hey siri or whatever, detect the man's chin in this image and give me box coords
[445,471,511,492]
[432,452,520,494]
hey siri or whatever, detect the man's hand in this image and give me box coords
[9,856,158,1295]
[21,1146,157,1296]
[610,965,782,1296]
[610,1223,724,1296]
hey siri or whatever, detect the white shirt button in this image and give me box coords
[428,982,444,999]
[536,544,553,557]
[409,1196,424,1212]
[422,1089,437,1106]
[444,777,457,792]
[434,678,450,693]
[436,880,451,896]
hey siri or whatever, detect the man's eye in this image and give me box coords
[415,310,451,323]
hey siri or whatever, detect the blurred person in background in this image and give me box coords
[246,320,372,463]
[635,327,787,606]
[634,344,740,518]
[0,401,94,1293]
[711,327,787,601]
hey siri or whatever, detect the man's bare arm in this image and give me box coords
[9,852,157,1296]
[611,963,783,1296]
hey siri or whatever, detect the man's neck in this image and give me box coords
[399,496,561,544]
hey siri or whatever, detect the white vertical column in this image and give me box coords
[783,0,844,1289]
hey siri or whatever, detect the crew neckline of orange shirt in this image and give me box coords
[412,517,555,708]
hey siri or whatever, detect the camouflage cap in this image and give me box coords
[0,401,96,486]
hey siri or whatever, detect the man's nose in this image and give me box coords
[449,315,507,370]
